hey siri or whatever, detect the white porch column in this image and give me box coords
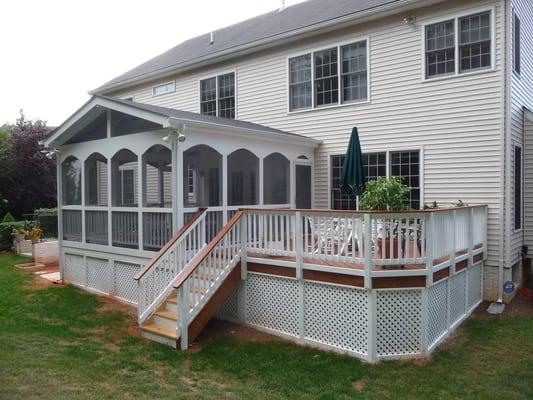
[222,154,228,224]
[81,159,86,244]
[259,157,264,206]
[137,156,143,250]
[56,160,64,279]
[174,140,184,229]
[107,156,113,248]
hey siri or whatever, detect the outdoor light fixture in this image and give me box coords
[403,15,416,25]
[42,148,60,159]
[162,124,186,143]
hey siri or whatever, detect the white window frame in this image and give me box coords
[327,145,424,210]
[286,36,370,114]
[421,6,496,82]
[513,143,523,232]
[152,81,176,97]
[198,70,238,119]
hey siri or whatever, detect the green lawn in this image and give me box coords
[0,253,532,400]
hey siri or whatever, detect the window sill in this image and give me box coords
[287,98,370,115]
[422,66,496,83]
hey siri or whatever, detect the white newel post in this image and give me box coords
[425,213,434,287]
[240,213,248,280]
[295,212,305,340]
[179,281,189,350]
[81,160,86,244]
[363,214,372,289]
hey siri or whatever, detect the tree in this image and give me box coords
[0,111,56,218]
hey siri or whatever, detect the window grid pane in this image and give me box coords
[459,12,491,72]
[314,48,338,107]
[390,151,420,209]
[341,41,367,102]
[289,54,312,111]
[218,73,235,119]
[200,77,217,116]
[425,20,455,77]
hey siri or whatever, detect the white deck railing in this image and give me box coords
[135,208,207,324]
[243,206,487,286]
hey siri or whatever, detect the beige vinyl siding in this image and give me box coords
[525,112,533,250]
[514,0,533,257]
[509,0,533,264]
[110,0,504,266]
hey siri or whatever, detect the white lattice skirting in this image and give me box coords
[217,263,483,362]
[63,251,142,305]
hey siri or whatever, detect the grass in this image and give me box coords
[0,253,532,399]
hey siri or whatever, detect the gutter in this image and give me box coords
[91,0,444,95]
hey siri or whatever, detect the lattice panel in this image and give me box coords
[304,281,369,355]
[114,261,140,304]
[449,271,466,325]
[376,289,422,357]
[216,286,239,320]
[86,257,109,294]
[245,273,299,337]
[468,264,482,310]
[64,253,85,286]
[428,279,448,348]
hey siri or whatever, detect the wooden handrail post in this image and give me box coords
[363,213,372,289]
[240,212,248,280]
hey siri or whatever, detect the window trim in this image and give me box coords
[152,81,176,97]
[421,6,496,82]
[286,36,370,114]
[197,69,238,119]
[513,143,523,232]
[513,10,521,76]
[328,145,424,210]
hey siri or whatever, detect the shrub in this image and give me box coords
[360,177,411,211]
[34,208,57,217]
[0,220,36,250]
[1,212,15,223]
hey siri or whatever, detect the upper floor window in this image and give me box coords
[424,10,492,79]
[200,72,235,119]
[425,20,455,77]
[152,81,175,96]
[513,12,521,75]
[288,39,368,111]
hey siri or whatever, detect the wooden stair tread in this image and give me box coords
[141,323,177,339]
[155,309,178,320]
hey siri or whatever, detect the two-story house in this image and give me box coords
[42,0,532,361]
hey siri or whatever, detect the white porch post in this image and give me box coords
[259,157,264,207]
[137,157,143,250]
[173,138,184,230]
[81,159,86,244]
[222,154,228,224]
[56,160,64,279]
[107,156,113,248]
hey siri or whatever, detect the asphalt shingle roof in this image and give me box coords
[95,0,399,92]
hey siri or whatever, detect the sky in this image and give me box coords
[0,0,306,127]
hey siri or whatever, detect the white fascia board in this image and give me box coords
[92,0,445,95]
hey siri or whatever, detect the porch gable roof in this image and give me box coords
[42,95,320,148]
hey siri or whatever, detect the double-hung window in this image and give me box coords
[425,10,492,79]
[288,39,368,111]
[513,12,521,75]
[200,72,235,119]
[330,150,421,210]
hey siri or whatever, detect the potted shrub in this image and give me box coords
[28,227,43,244]
[12,228,27,243]
[360,177,411,259]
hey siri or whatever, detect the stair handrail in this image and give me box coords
[173,210,244,349]
[135,208,207,324]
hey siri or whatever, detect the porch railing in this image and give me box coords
[243,206,487,286]
[134,208,207,324]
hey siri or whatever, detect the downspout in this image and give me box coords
[499,0,511,303]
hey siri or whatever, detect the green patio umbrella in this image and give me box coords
[340,127,366,200]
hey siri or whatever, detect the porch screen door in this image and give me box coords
[295,165,312,209]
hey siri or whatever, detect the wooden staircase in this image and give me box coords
[136,210,244,349]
